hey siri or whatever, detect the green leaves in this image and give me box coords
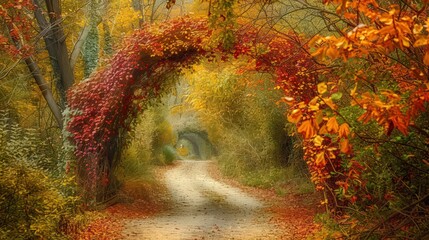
[0,110,77,239]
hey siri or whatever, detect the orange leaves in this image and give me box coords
[412,18,429,65]
[326,117,339,133]
[315,151,326,166]
[388,115,409,135]
[310,35,349,61]
[306,0,429,212]
[310,4,429,64]
[287,109,302,123]
[338,122,352,154]
[414,37,429,47]
[424,51,429,66]
[298,120,317,139]
[340,139,352,154]
[353,90,413,135]
[325,47,340,59]
[75,217,123,240]
[284,76,359,194]
[338,123,351,138]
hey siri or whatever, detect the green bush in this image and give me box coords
[0,111,79,239]
[185,64,310,193]
[162,145,177,165]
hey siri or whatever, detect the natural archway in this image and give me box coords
[177,130,215,160]
[66,17,319,204]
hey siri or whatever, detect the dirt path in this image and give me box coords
[122,160,286,239]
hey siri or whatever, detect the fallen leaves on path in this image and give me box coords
[207,161,323,239]
[75,217,123,240]
[106,179,170,219]
[75,162,322,239]
[268,194,323,238]
[73,165,172,239]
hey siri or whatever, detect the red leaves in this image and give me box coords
[73,217,123,240]
[0,0,35,57]
[67,17,212,194]
[66,16,364,208]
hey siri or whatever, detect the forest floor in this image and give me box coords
[76,160,323,239]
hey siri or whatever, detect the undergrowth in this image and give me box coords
[218,157,314,196]
[0,110,94,239]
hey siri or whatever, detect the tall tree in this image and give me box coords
[1,0,109,128]
[1,0,65,128]
[33,0,74,106]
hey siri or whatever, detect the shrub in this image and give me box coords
[0,162,70,239]
[0,110,78,239]
[185,63,310,192]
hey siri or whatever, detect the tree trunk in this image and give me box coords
[24,57,63,129]
[4,12,64,129]
[33,0,74,105]
[70,24,91,70]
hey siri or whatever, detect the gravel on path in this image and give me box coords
[122,160,288,239]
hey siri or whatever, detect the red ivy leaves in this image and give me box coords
[66,17,347,206]
[0,0,35,57]
[67,18,210,198]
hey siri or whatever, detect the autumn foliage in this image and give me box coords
[1,0,429,237]
[0,0,35,57]
[66,17,210,202]
[66,1,429,236]
[305,0,429,237]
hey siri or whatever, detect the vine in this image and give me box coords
[67,16,358,208]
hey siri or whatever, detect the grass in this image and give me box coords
[218,159,315,196]
[115,140,157,178]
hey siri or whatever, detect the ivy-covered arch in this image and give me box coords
[66,17,318,204]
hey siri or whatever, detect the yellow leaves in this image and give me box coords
[323,97,337,110]
[298,120,316,138]
[381,90,400,102]
[315,151,326,166]
[350,83,358,97]
[426,17,429,32]
[379,15,393,25]
[314,135,324,147]
[317,82,328,94]
[310,35,347,61]
[414,38,429,47]
[338,123,351,138]
[413,18,429,60]
[413,24,424,35]
[402,38,411,48]
[388,7,398,16]
[282,96,295,106]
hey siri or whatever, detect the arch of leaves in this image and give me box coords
[66,17,320,205]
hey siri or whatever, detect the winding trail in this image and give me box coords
[122,160,285,239]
